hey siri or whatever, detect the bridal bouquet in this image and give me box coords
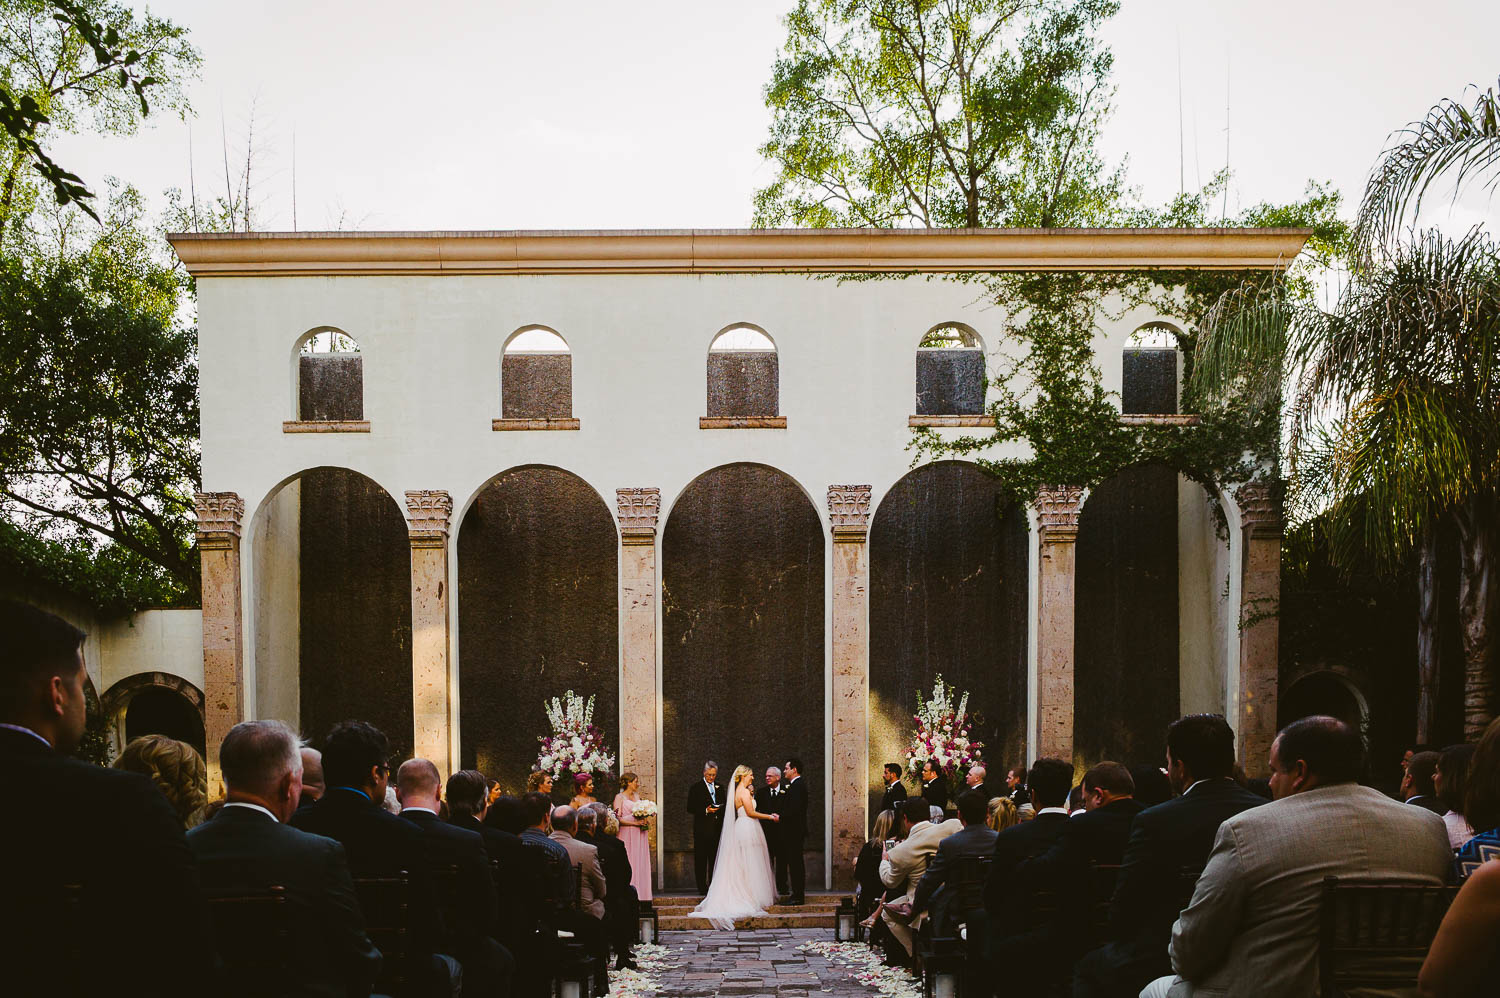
[631,800,658,821]
[536,690,616,781]
[905,674,983,788]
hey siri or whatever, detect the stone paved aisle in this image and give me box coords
[649,928,920,997]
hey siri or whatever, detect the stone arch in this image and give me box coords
[292,326,363,421]
[456,465,618,798]
[249,466,413,755]
[101,672,205,758]
[869,461,1027,817]
[500,325,573,419]
[915,323,987,416]
[661,462,825,889]
[1280,669,1372,747]
[707,323,779,418]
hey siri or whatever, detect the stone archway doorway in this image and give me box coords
[100,672,206,758]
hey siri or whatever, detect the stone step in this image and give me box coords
[654,902,835,916]
[652,891,844,907]
[656,910,837,931]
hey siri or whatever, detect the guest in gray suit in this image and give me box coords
[911,790,999,937]
[1141,716,1452,998]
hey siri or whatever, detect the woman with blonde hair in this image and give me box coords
[526,770,553,795]
[691,764,779,929]
[113,734,208,829]
[854,809,896,919]
[612,770,653,901]
[987,796,1019,832]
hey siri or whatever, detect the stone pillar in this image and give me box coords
[196,492,246,796]
[616,488,661,876]
[828,484,871,890]
[406,491,454,775]
[1035,486,1084,764]
[1236,483,1282,777]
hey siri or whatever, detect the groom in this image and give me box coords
[778,757,808,905]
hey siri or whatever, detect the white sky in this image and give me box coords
[46,0,1500,233]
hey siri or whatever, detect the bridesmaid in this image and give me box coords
[613,772,653,901]
[571,773,597,809]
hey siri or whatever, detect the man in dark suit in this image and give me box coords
[976,756,1076,998]
[1402,750,1447,814]
[757,766,788,894]
[963,765,994,805]
[920,760,950,813]
[687,760,726,893]
[880,762,909,814]
[0,601,214,997]
[1005,765,1029,807]
[912,790,999,936]
[780,757,810,905]
[447,771,530,953]
[398,759,513,997]
[1073,714,1265,998]
[291,720,449,995]
[190,719,382,997]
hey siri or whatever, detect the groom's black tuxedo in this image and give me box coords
[687,778,727,894]
[778,775,809,902]
[756,782,789,893]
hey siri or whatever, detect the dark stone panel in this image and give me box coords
[1121,349,1178,415]
[458,468,618,800]
[1075,465,1179,768]
[299,355,364,421]
[869,463,1028,821]
[707,351,779,417]
[501,353,573,419]
[125,687,206,755]
[915,351,986,415]
[298,469,413,758]
[662,464,824,888]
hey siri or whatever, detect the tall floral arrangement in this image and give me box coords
[905,675,982,789]
[537,690,615,782]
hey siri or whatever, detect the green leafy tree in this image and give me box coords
[754,0,1121,228]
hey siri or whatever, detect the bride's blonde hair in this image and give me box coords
[731,764,753,789]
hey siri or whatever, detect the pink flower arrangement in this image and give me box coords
[904,675,983,790]
[536,690,616,781]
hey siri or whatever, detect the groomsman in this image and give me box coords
[757,766,788,895]
[880,763,909,814]
[687,760,726,894]
[780,758,810,906]
[920,760,950,813]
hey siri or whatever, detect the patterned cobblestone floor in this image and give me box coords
[652,928,918,997]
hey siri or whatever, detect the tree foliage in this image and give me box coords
[754,0,1121,228]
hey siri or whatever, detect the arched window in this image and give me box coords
[915,323,985,416]
[500,326,574,425]
[705,324,780,425]
[297,328,363,421]
[1122,323,1181,415]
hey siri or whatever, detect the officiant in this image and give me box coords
[756,766,788,896]
[686,760,726,894]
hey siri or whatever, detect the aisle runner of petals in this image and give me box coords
[608,943,677,998]
[798,940,923,998]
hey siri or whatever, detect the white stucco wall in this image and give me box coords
[94,609,204,694]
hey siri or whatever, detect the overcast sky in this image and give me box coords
[48,0,1500,233]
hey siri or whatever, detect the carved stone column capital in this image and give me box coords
[828,484,873,543]
[616,487,661,546]
[1236,482,1282,540]
[1035,484,1085,543]
[195,492,245,549]
[405,490,454,549]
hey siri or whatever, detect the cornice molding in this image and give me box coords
[167,227,1312,277]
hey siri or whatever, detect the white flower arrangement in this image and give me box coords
[904,674,984,792]
[536,690,616,781]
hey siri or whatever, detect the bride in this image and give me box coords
[692,764,779,929]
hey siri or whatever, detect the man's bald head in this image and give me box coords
[395,758,442,811]
[552,804,578,833]
[299,746,325,801]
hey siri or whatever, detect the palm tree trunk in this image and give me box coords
[1416,522,1441,743]
[1454,494,1499,740]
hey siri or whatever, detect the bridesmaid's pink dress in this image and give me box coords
[615,794,653,901]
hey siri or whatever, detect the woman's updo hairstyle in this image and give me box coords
[114,734,208,829]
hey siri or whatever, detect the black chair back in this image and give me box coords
[948,855,993,924]
[204,886,291,996]
[1088,863,1122,942]
[1318,876,1459,996]
[353,872,410,996]
[429,862,463,949]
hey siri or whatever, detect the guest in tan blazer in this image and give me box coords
[550,805,607,919]
[880,797,963,957]
[1142,716,1452,998]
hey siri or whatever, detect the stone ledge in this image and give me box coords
[282,420,371,433]
[492,417,581,431]
[699,416,788,429]
[1118,413,1201,426]
[908,414,996,427]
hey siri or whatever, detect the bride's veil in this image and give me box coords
[715,767,741,857]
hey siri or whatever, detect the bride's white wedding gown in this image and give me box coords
[692,781,778,930]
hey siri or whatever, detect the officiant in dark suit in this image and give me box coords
[687,760,726,894]
[757,766,789,895]
[779,758,810,905]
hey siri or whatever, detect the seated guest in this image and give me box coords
[1073,714,1265,998]
[1128,763,1174,808]
[518,792,571,905]
[911,790,999,937]
[291,721,448,994]
[397,759,512,997]
[1457,718,1500,882]
[0,600,213,997]
[1436,743,1477,850]
[1068,783,1086,815]
[986,796,1018,832]
[879,796,963,961]
[190,720,381,997]
[855,809,896,919]
[449,776,529,954]
[589,803,640,970]
[114,733,209,829]
[1419,857,1500,998]
[572,772,597,809]
[551,805,610,994]
[299,745,325,805]
[964,765,993,805]
[1404,750,1447,814]
[919,760,950,813]
[510,792,572,996]
[1141,716,1451,998]
[976,757,1076,998]
[880,762,909,813]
